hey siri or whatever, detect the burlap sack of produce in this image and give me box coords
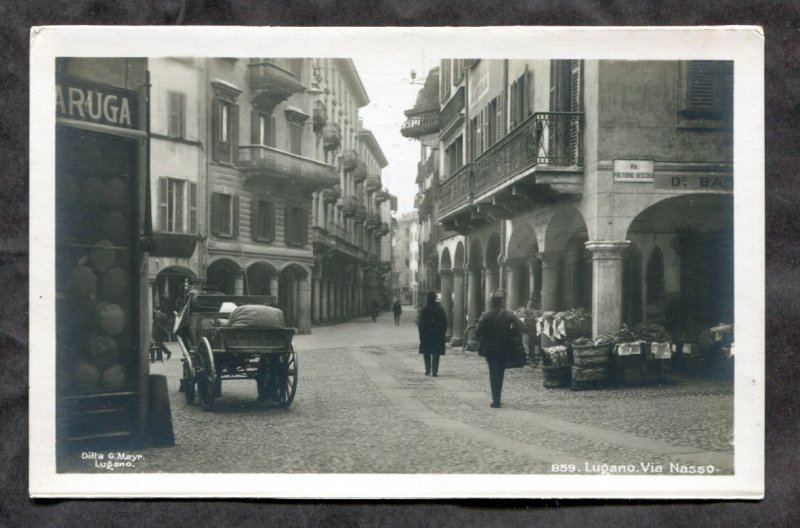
[82,176,105,205]
[89,239,116,272]
[102,211,127,244]
[101,364,126,390]
[69,265,97,299]
[228,304,286,328]
[74,362,101,391]
[103,177,127,208]
[101,267,128,303]
[97,303,126,335]
[89,335,119,370]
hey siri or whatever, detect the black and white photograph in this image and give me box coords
[29,26,764,499]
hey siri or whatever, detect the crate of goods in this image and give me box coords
[645,341,672,379]
[542,345,570,388]
[571,337,613,390]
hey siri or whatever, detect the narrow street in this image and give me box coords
[62,307,733,475]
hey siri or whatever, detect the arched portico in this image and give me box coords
[278,262,311,334]
[206,258,242,295]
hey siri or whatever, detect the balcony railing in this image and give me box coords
[341,149,358,173]
[239,145,338,187]
[472,111,583,198]
[400,109,440,139]
[438,163,472,218]
[437,112,583,220]
[248,60,305,111]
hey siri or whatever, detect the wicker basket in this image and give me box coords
[542,365,571,389]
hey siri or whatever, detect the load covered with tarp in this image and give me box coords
[228,304,286,328]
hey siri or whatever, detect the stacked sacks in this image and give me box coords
[571,335,614,390]
[542,344,571,389]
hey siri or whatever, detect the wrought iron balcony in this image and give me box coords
[365,174,381,193]
[312,100,327,134]
[366,213,381,230]
[353,161,368,183]
[439,86,465,133]
[248,60,305,112]
[322,123,342,151]
[342,195,358,218]
[437,112,584,222]
[341,149,359,173]
[239,145,338,188]
[353,204,367,223]
[321,186,339,204]
[400,106,440,139]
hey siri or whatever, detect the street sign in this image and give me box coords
[613,159,654,182]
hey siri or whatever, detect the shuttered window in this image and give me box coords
[681,61,733,119]
[212,99,239,164]
[250,111,276,147]
[251,199,275,242]
[469,116,479,161]
[167,91,185,138]
[285,205,308,246]
[476,111,483,156]
[487,98,497,147]
[289,122,303,155]
[211,192,238,237]
[188,182,197,233]
[495,92,505,140]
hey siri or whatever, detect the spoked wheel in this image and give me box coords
[272,345,298,408]
[196,337,216,412]
[182,361,196,405]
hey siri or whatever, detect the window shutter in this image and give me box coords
[570,60,582,113]
[231,104,240,165]
[232,195,240,237]
[158,178,168,231]
[476,111,483,155]
[251,198,260,240]
[509,81,516,129]
[210,192,222,235]
[549,61,557,113]
[211,99,221,162]
[717,62,733,115]
[688,61,717,112]
[526,68,534,116]
[175,181,184,232]
[284,205,292,244]
[251,111,259,145]
[301,208,308,245]
[268,202,275,241]
[496,91,504,140]
[268,115,276,147]
[189,182,197,233]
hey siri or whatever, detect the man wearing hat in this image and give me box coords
[417,291,448,376]
[476,289,525,408]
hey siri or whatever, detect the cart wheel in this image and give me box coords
[196,337,216,412]
[182,361,196,405]
[274,345,298,408]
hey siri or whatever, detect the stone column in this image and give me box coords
[451,268,466,346]
[298,276,312,334]
[270,277,279,302]
[312,276,321,324]
[538,251,563,312]
[586,241,629,338]
[320,278,328,323]
[528,257,540,306]
[505,259,522,311]
[234,271,244,296]
[483,266,496,311]
[327,279,334,323]
[440,269,454,342]
[467,267,482,324]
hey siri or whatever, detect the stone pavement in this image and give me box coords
[61,305,734,475]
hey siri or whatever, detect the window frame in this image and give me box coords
[211,191,239,238]
[678,60,734,127]
[284,204,308,247]
[158,177,198,234]
[167,91,186,138]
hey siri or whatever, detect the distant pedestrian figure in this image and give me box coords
[418,291,447,376]
[476,289,525,408]
[151,307,172,361]
[371,300,381,322]
[392,299,403,325]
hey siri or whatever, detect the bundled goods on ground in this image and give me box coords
[570,335,614,390]
[536,308,591,347]
[606,323,671,386]
[544,345,570,368]
[514,307,543,334]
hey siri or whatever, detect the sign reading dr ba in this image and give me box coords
[56,80,139,129]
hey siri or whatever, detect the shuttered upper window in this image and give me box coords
[210,192,239,238]
[167,92,185,138]
[680,61,733,120]
[158,178,197,233]
[285,205,308,246]
[251,199,275,242]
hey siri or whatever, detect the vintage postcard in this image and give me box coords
[29,26,764,498]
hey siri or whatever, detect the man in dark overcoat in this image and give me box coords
[417,291,447,376]
[476,289,525,408]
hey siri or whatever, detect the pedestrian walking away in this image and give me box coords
[392,299,402,326]
[151,306,172,361]
[476,289,525,408]
[417,291,447,376]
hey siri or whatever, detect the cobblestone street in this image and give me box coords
[63,307,734,475]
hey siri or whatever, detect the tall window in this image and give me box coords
[159,178,198,233]
[251,111,276,147]
[487,98,497,147]
[251,199,275,242]
[285,205,308,246]
[469,116,479,161]
[211,192,239,237]
[680,61,733,120]
[289,123,303,155]
[509,72,530,129]
[445,136,463,177]
[168,91,185,138]
[212,97,239,164]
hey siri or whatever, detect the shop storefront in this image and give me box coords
[55,58,153,455]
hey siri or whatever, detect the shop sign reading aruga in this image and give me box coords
[56,79,139,129]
